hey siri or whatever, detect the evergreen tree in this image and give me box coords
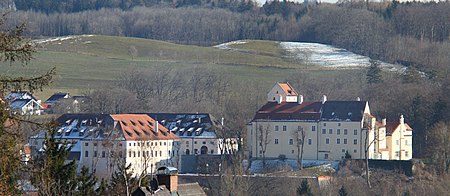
[77,166,98,195]
[110,160,137,196]
[0,13,54,194]
[402,66,422,84]
[31,122,78,195]
[366,60,383,84]
[297,179,313,196]
[339,185,348,196]
[96,178,108,195]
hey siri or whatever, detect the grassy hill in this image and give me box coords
[0,35,348,100]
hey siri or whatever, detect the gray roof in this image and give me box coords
[145,113,220,139]
[320,101,367,121]
[9,99,33,109]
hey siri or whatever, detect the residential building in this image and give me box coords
[375,115,413,160]
[146,113,238,156]
[247,82,377,161]
[5,91,42,115]
[29,113,181,180]
[43,92,88,113]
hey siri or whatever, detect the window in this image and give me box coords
[94,143,97,147]
[211,150,214,154]
[337,138,341,144]
[326,138,329,144]
[354,129,358,135]
[329,129,332,134]
[405,140,409,146]
[133,151,136,157]
[138,143,140,147]
[194,141,197,144]
[164,142,167,146]
[396,140,399,145]
[160,151,162,156]
[186,141,189,144]
[289,139,293,145]
[160,142,162,146]
[85,151,89,157]
[337,129,341,135]
[102,151,106,158]
[85,143,88,146]
[354,139,357,145]
[138,151,140,157]
[292,150,295,154]
[129,151,131,157]
[155,151,157,157]
[202,141,206,144]
[344,129,348,135]
[312,126,316,132]
[308,139,312,145]
[259,142,262,146]
[395,151,399,157]
[322,129,326,134]
[275,139,279,144]
[342,149,345,153]
[405,151,409,157]
[282,125,287,131]
[338,123,341,126]
[344,139,347,144]
[324,154,328,159]
[323,123,327,126]
[354,149,357,153]
[259,150,262,154]
[275,125,279,131]
[94,151,97,157]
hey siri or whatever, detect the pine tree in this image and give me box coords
[297,179,313,196]
[366,60,383,84]
[339,185,348,196]
[31,123,78,195]
[110,160,137,196]
[0,13,54,194]
[77,166,98,195]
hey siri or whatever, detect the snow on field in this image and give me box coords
[214,40,247,50]
[249,159,339,174]
[34,35,94,44]
[215,40,403,71]
[281,42,402,70]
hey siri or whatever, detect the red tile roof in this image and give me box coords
[253,102,322,121]
[278,83,298,96]
[385,122,412,136]
[111,114,179,141]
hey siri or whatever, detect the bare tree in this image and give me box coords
[258,124,272,167]
[293,126,306,170]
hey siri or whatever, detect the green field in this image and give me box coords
[0,35,351,100]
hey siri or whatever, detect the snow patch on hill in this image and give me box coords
[34,35,94,44]
[280,42,402,71]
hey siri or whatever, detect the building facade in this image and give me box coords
[29,113,181,180]
[246,82,406,161]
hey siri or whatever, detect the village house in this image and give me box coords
[374,115,413,160]
[43,92,88,113]
[5,91,43,115]
[247,82,410,161]
[29,113,181,180]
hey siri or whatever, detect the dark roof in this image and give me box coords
[145,113,220,138]
[253,102,322,121]
[56,113,110,127]
[385,121,412,136]
[6,91,38,102]
[321,101,367,121]
[178,183,207,196]
[9,99,33,109]
[44,92,70,104]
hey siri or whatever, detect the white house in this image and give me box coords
[29,113,181,180]
[5,91,42,115]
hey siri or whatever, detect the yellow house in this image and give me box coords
[378,115,413,160]
[247,82,377,161]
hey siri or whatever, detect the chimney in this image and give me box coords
[321,95,327,104]
[221,117,224,126]
[400,114,404,125]
[155,121,159,133]
[382,118,386,126]
[356,97,361,101]
[298,95,304,104]
[277,94,283,104]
